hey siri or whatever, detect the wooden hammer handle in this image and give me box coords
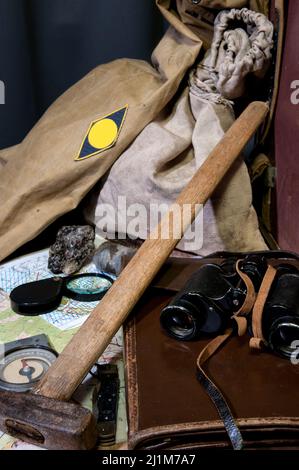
[36,101,268,401]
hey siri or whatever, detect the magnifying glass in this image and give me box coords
[10,273,114,316]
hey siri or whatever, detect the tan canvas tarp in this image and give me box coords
[0,0,268,261]
[85,7,273,255]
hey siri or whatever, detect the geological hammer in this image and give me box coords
[0,102,268,450]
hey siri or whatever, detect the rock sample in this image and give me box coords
[48,225,95,275]
[93,240,138,277]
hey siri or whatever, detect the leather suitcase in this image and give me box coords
[124,253,299,450]
[275,1,299,251]
[254,1,299,252]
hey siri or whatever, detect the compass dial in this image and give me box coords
[0,347,57,392]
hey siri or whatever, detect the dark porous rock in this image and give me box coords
[48,225,95,275]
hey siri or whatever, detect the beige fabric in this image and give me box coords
[0,0,270,261]
[0,144,20,168]
[200,8,273,99]
[195,8,274,100]
[176,0,269,48]
[0,1,203,262]
[249,0,270,16]
[85,8,273,255]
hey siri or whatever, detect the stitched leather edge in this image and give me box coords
[128,417,299,449]
[124,316,139,436]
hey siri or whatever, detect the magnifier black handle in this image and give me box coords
[10,277,65,316]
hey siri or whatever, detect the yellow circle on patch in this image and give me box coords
[88,118,118,149]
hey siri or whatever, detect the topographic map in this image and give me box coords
[0,249,127,449]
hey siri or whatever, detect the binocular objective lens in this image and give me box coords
[169,311,196,338]
[269,321,299,359]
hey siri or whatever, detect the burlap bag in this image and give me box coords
[0,0,269,261]
[85,8,273,255]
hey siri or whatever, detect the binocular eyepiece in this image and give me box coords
[160,256,299,359]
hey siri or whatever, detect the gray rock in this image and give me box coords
[93,240,137,277]
[48,225,95,275]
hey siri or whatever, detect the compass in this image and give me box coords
[0,335,58,392]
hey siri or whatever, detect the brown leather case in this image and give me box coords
[275,1,299,251]
[124,254,299,450]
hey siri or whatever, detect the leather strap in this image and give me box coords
[261,0,285,143]
[250,264,277,350]
[196,329,243,450]
[233,260,257,335]
[196,261,257,450]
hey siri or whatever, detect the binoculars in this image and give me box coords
[160,255,299,359]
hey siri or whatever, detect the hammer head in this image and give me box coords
[0,390,97,450]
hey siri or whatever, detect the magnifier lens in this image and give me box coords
[65,274,113,301]
[66,276,112,295]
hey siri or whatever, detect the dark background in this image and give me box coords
[0,0,164,150]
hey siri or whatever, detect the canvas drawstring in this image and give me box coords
[189,8,273,102]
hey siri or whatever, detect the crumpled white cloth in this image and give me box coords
[190,8,274,101]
